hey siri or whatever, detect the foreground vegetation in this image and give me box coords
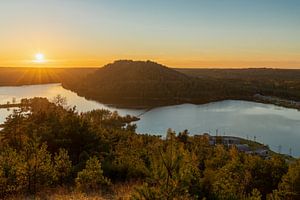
[0,97,299,199]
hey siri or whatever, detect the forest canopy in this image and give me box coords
[0,97,299,199]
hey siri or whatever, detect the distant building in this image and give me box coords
[235,144,251,152]
[253,149,269,158]
[195,133,270,159]
[205,134,241,146]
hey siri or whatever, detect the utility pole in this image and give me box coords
[278,145,282,154]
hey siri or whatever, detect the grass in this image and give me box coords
[7,182,138,200]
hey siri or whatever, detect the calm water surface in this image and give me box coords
[1,83,300,157]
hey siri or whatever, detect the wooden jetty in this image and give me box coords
[0,103,22,109]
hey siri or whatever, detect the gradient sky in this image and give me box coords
[0,0,300,68]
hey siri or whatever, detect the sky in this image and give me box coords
[0,0,299,68]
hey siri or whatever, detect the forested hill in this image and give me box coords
[88,60,189,82]
[1,62,299,108]
[63,60,250,108]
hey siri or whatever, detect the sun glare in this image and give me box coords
[34,53,45,63]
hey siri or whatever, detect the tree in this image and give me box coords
[53,148,72,185]
[177,129,189,144]
[76,156,110,192]
[111,134,151,180]
[1,110,27,150]
[245,189,262,200]
[266,190,282,200]
[205,145,229,170]
[278,159,300,199]
[211,162,246,200]
[0,148,21,197]
[16,138,54,194]
[132,129,200,200]
[51,94,67,107]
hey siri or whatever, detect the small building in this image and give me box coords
[222,137,240,146]
[254,149,269,158]
[208,135,241,146]
[235,144,251,152]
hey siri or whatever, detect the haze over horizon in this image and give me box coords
[0,0,299,68]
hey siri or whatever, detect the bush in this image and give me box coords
[76,156,110,192]
[53,148,72,184]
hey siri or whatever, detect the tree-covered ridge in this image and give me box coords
[0,64,300,109]
[89,60,189,82]
[178,68,300,103]
[63,60,252,108]
[0,97,299,199]
[63,60,300,109]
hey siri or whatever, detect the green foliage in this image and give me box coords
[0,148,21,196]
[205,145,229,170]
[0,137,55,196]
[76,156,110,192]
[132,130,200,200]
[16,138,54,194]
[53,148,72,184]
[0,97,298,199]
[244,189,262,200]
[278,159,300,199]
[211,155,247,200]
[106,132,162,181]
[266,190,282,200]
[1,109,27,150]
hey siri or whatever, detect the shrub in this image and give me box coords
[76,156,110,192]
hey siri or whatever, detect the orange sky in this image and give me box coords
[0,0,299,68]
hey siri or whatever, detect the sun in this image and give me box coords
[34,53,45,63]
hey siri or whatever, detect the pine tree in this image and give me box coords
[16,137,54,194]
[132,129,200,200]
[76,156,110,192]
[0,148,21,197]
[53,148,72,185]
[278,159,300,199]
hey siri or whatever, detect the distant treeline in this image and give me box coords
[1,62,300,108]
[0,67,96,86]
[178,68,300,101]
[0,97,299,199]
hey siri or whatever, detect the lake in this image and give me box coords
[1,83,300,157]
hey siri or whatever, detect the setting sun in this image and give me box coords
[34,53,45,63]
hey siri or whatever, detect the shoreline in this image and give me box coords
[192,133,295,159]
[63,83,300,111]
[0,83,300,111]
[253,94,300,111]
